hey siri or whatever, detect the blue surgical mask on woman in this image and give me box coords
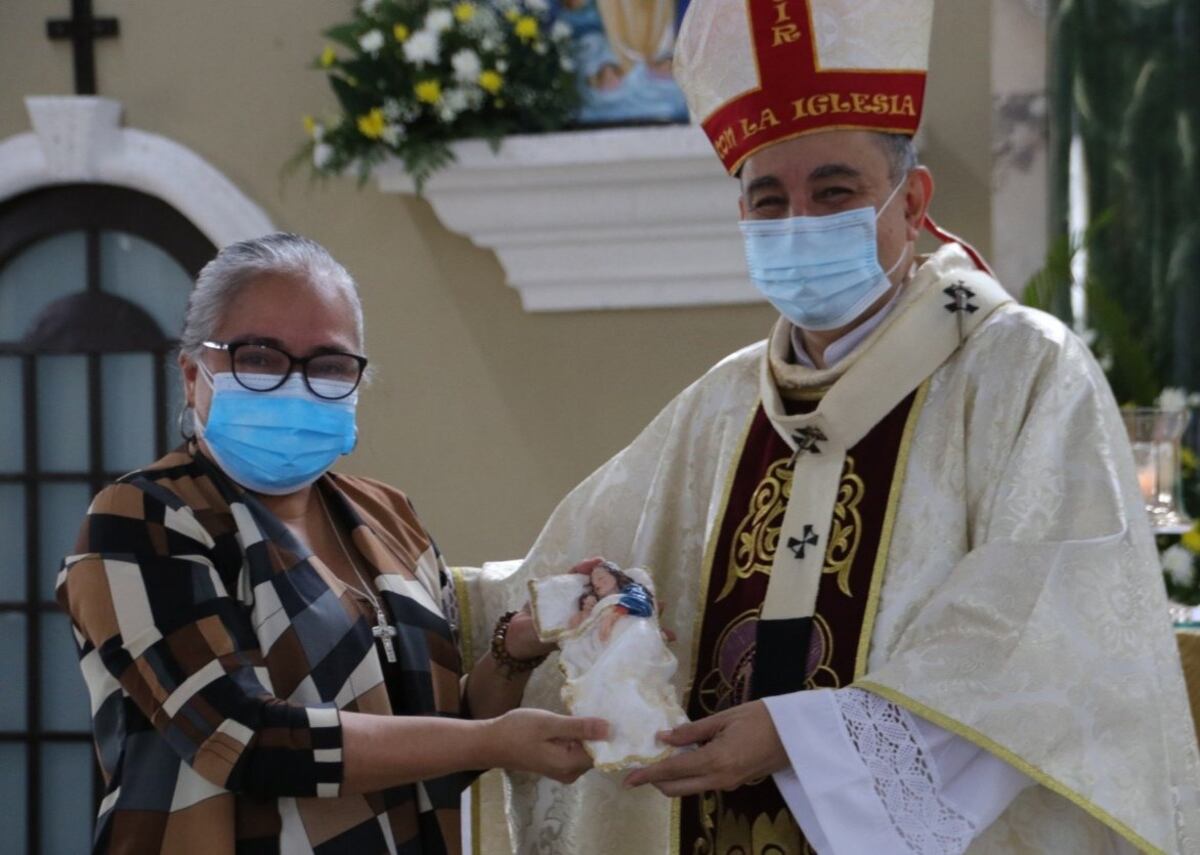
[739,180,911,331]
[194,362,358,495]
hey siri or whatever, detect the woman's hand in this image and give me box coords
[503,557,610,660]
[501,604,556,660]
[485,709,609,784]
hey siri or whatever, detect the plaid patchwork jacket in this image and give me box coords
[57,445,468,854]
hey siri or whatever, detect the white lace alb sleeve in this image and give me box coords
[762,687,1033,854]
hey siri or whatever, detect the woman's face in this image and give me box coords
[181,274,361,426]
[591,567,618,597]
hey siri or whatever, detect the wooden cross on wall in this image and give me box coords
[46,0,120,95]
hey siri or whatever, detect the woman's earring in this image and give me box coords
[177,404,196,441]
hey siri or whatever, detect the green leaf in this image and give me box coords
[323,23,364,51]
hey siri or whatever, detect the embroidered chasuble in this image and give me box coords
[682,391,919,855]
[451,244,1200,855]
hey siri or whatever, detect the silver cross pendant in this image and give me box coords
[372,607,399,663]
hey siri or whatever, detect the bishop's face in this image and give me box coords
[737,130,932,291]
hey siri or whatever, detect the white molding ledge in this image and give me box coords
[374,124,757,312]
[0,96,273,248]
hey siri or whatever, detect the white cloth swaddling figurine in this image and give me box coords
[529,562,689,771]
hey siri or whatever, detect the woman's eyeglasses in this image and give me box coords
[200,341,367,400]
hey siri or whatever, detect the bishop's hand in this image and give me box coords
[623,701,789,796]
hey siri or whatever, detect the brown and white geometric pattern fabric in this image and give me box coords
[57,444,467,854]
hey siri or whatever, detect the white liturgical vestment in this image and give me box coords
[453,244,1200,854]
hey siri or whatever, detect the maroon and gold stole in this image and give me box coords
[679,386,924,855]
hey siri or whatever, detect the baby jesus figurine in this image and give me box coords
[567,563,655,641]
[531,561,689,771]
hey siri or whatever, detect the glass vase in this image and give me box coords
[1122,408,1194,534]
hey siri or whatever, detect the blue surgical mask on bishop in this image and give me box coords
[739,180,911,331]
[193,361,358,495]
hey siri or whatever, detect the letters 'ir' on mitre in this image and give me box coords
[673,0,935,174]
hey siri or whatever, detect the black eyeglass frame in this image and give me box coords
[200,340,368,400]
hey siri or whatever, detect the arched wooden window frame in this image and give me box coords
[0,183,214,855]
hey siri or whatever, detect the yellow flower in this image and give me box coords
[302,115,316,136]
[453,2,476,23]
[415,79,442,104]
[393,23,410,41]
[1184,526,1200,554]
[479,69,503,94]
[319,45,337,67]
[514,15,539,41]
[504,9,520,22]
[357,107,386,139]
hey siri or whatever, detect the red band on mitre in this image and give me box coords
[700,0,928,174]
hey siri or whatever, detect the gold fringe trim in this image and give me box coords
[469,777,483,855]
[670,796,682,855]
[854,680,1165,855]
[853,380,930,680]
[449,566,475,665]
[449,566,483,855]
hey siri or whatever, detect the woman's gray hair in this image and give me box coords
[179,233,365,360]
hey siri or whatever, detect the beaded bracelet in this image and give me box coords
[490,611,549,678]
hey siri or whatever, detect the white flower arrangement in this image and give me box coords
[451,48,482,83]
[1157,387,1191,413]
[300,0,579,189]
[1164,544,1197,588]
[358,29,385,54]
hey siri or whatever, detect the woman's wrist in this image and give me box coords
[472,714,510,770]
[491,611,553,670]
[503,616,555,660]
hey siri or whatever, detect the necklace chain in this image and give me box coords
[315,489,399,664]
[316,488,380,609]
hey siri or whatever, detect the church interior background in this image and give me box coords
[0,0,1195,852]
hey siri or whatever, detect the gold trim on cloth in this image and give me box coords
[469,778,482,855]
[823,458,865,597]
[449,566,483,855]
[672,403,761,855]
[684,404,761,699]
[854,680,1164,855]
[717,454,865,604]
[717,458,793,602]
[449,566,475,665]
[853,380,930,680]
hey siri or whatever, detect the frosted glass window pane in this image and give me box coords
[0,485,26,601]
[0,745,27,845]
[0,357,22,472]
[164,360,186,453]
[41,612,90,732]
[102,354,156,472]
[40,742,94,854]
[39,483,93,603]
[100,232,192,340]
[37,356,90,473]
[0,613,27,729]
[0,232,86,342]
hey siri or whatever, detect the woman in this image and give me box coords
[56,234,598,855]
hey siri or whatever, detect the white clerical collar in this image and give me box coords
[790,286,905,369]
